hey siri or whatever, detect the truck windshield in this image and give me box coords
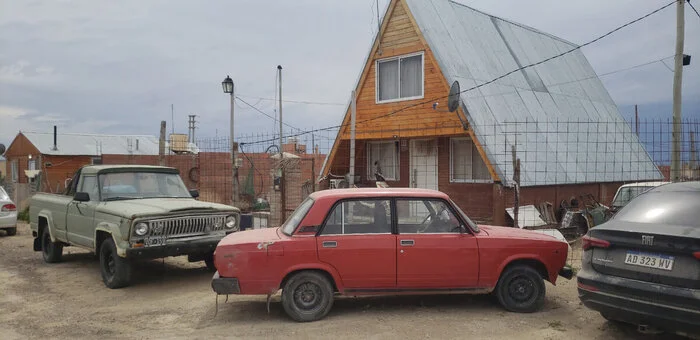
[611,186,654,207]
[98,172,191,201]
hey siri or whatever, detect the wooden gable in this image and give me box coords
[323,0,499,181]
[4,133,40,158]
[338,0,464,141]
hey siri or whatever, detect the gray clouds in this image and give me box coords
[1,0,698,147]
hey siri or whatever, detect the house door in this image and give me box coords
[410,139,438,190]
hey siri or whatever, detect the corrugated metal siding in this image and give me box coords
[405,0,661,186]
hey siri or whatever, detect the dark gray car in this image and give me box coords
[577,181,700,336]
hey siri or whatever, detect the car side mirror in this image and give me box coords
[189,189,199,198]
[74,192,90,202]
[459,225,467,234]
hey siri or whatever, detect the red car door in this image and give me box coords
[316,199,396,290]
[395,199,479,289]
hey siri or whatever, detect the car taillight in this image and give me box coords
[694,252,700,260]
[581,235,610,251]
[1,204,16,212]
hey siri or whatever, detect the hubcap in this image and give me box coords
[508,277,535,302]
[293,282,322,310]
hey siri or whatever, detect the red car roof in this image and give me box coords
[308,188,450,200]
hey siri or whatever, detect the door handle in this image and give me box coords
[322,241,337,248]
[400,239,415,246]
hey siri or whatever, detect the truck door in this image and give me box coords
[66,174,98,247]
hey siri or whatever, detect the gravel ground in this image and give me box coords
[0,223,691,340]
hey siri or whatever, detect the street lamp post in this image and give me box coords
[222,75,239,207]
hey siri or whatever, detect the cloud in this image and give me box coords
[0,0,698,151]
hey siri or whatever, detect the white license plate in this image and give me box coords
[624,251,674,271]
[145,236,166,247]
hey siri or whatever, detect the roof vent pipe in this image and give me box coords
[53,125,58,151]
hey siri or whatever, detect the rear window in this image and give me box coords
[613,191,700,226]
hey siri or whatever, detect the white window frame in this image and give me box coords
[10,160,18,183]
[375,51,425,104]
[449,137,492,183]
[366,141,400,181]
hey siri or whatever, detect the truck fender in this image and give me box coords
[37,212,56,242]
[94,222,128,258]
[280,263,345,292]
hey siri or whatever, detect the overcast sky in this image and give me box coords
[1,0,699,152]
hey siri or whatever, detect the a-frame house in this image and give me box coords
[321,0,661,224]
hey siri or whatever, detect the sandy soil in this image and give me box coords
[0,223,690,340]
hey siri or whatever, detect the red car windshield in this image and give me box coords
[281,197,315,235]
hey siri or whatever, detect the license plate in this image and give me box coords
[145,236,166,247]
[624,251,674,271]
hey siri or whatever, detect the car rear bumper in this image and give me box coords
[0,214,17,229]
[211,271,241,295]
[126,238,219,260]
[578,270,700,335]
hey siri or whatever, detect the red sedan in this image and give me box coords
[212,188,572,322]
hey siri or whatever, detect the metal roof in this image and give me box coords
[22,132,160,156]
[405,0,662,186]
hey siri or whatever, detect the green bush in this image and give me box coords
[17,207,29,222]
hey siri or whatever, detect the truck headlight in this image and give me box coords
[135,222,149,236]
[225,215,239,231]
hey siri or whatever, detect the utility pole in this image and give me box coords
[671,0,685,182]
[159,121,166,166]
[188,115,197,143]
[349,90,357,186]
[278,65,286,222]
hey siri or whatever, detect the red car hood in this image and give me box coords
[217,227,282,247]
[478,225,563,242]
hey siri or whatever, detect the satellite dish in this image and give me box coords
[447,81,461,112]
[0,143,5,155]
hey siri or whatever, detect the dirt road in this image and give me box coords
[0,223,687,339]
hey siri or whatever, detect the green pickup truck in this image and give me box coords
[29,165,240,289]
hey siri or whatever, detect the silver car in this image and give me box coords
[0,186,17,236]
[578,181,700,336]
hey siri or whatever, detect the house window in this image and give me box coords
[367,141,399,181]
[450,138,491,182]
[376,52,424,103]
[10,160,18,182]
[28,159,37,171]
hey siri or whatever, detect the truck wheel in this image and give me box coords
[281,271,334,322]
[204,253,216,272]
[41,230,63,263]
[5,227,17,236]
[99,238,132,289]
[495,265,545,313]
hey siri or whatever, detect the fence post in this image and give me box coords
[511,145,520,229]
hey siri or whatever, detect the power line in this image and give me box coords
[689,0,700,20]
[237,94,345,106]
[240,0,676,147]
[236,96,302,131]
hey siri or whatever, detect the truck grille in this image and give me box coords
[146,215,228,238]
